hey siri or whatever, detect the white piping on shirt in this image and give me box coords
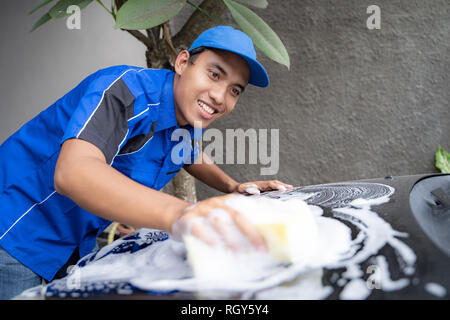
[76,68,137,139]
[0,191,57,241]
[110,129,130,166]
[128,107,149,122]
[128,101,160,122]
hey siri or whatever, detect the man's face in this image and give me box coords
[173,48,250,128]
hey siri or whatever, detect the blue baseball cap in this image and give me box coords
[188,26,269,88]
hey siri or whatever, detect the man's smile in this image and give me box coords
[197,99,219,119]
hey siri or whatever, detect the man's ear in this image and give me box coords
[174,50,190,76]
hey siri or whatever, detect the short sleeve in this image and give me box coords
[61,76,136,164]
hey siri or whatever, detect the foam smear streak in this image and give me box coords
[329,195,416,299]
[332,196,416,271]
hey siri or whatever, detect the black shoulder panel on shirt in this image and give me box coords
[78,78,135,164]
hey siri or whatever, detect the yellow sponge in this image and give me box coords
[252,198,319,263]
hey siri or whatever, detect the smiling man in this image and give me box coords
[0,26,292,299]
[173,47,249,126]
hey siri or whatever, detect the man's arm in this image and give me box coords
[184,152,293,194]
[183,152,238,193]
[54,140,266,249]
[54,138,190,232]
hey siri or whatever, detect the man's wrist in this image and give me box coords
[162,201,192,234]
[226,180,239,193]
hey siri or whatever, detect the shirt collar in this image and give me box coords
[154,71,179,132]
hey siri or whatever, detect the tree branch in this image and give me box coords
[125,29,153,48]
[162,22,178,66]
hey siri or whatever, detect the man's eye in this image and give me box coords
[209,71,219,79]
[231,88,241,96]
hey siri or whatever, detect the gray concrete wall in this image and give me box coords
[196,0,450,199]
[1,1,449,202]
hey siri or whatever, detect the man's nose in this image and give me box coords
[209,84,226,106]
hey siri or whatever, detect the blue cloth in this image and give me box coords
[0,66,201,281]
[42,229,174,299]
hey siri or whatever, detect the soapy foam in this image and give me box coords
[254,269,333,300]
[424,282,447,298]
[245,184,260,195]
[339,278,372,300]
[372,255,410,292]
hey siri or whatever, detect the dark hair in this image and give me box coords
[188,46,209,64]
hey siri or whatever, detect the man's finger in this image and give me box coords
[209,212,245,252]
[275,180,294,190]
[267,180,289,191]
[190,218,219,247]
[243,184,260,195]
[221,205,267,251]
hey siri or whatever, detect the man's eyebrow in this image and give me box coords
[211,63,227,76]
[236,84,246,93]
[210,63,246,92]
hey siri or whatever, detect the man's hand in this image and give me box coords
[231,180,294,195]
[171,194,267,252]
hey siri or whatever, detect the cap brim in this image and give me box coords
[242,55,270,88]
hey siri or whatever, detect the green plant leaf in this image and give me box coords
[436,146,450,173]
[28,0,54,15]
[30,12,52,32]
[48,0,93,19]
[115,0,185,30]
[223,0,290,69]
[234,0,268,9]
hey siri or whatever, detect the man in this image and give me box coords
[0,26,292,299]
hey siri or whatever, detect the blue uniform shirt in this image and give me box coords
[0,66,201,281]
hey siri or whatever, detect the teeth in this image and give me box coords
[198,100,214,115]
